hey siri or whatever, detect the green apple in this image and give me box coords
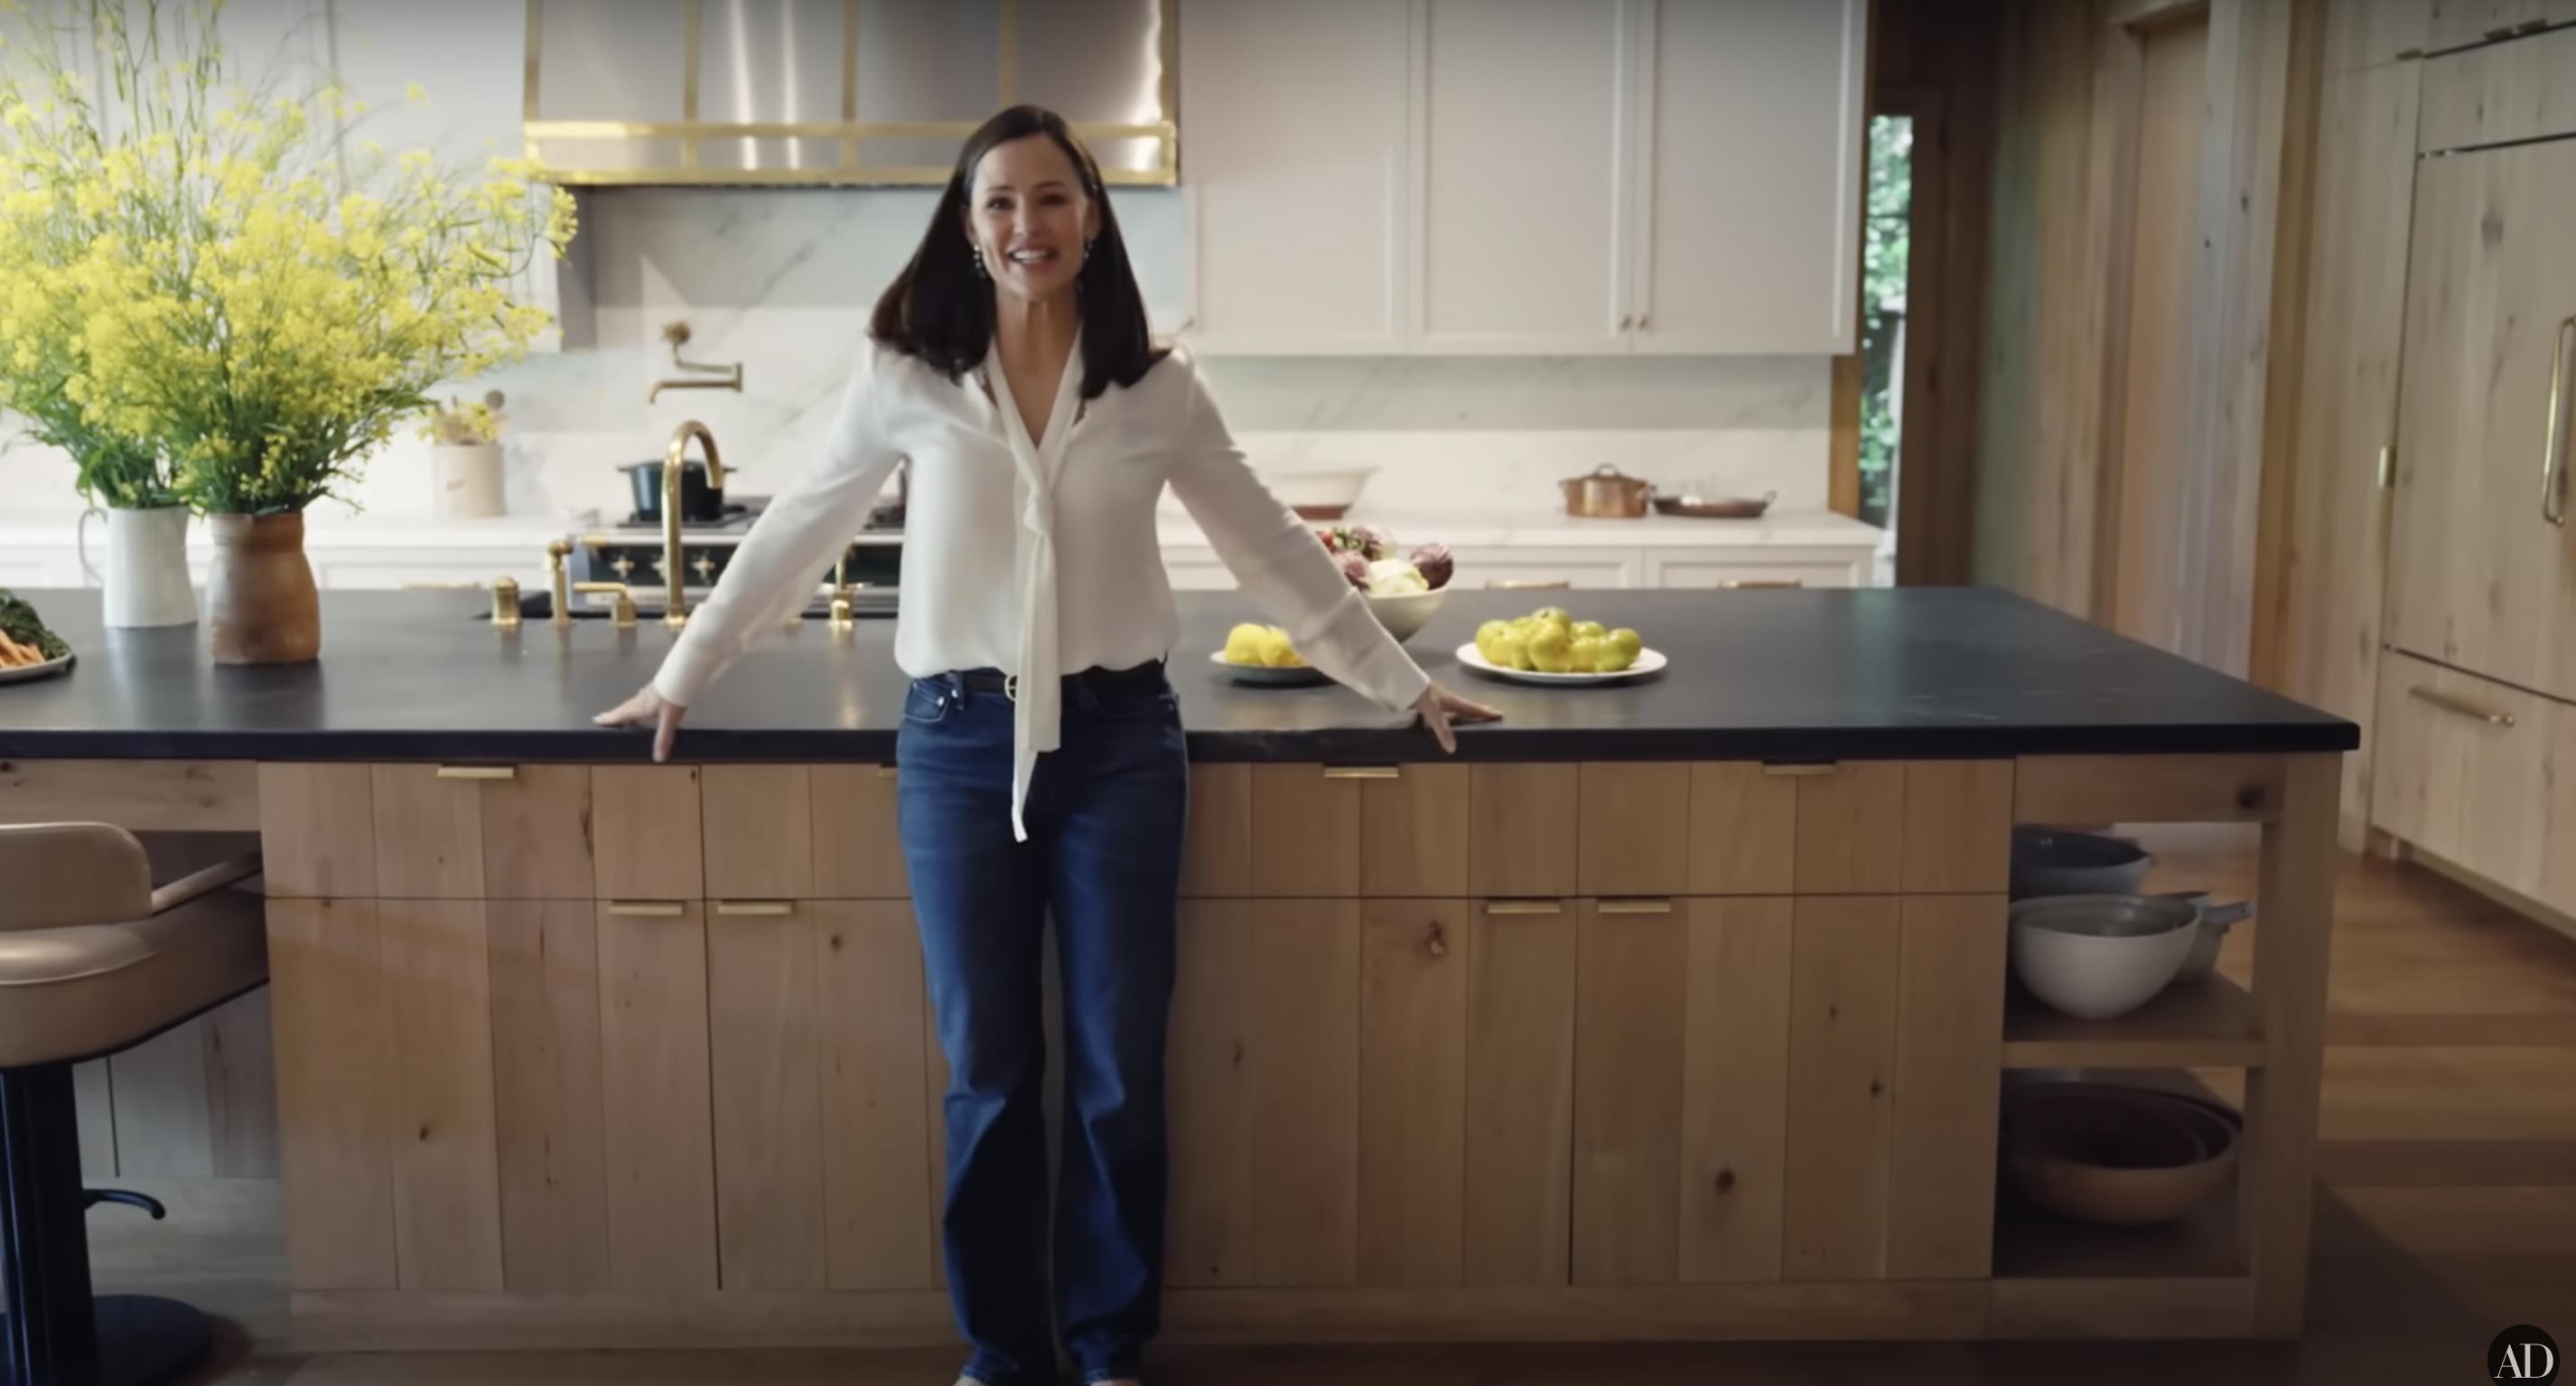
[1491,630,1527,670]
[1572,620,1607,641]
[1568,637,1604,673]
[1532,605,1572,626]
[1527,626,1573,673]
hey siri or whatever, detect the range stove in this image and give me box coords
[570,495,904,617]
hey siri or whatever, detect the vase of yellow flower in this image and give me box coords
[0,0,575,661]
[427,391,508,519]
[205,511,319,664]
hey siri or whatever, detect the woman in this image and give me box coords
[594,106,1500,1386]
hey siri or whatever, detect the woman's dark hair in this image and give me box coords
[869,105,1167,400]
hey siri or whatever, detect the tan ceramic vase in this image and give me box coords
[206,511,321,664]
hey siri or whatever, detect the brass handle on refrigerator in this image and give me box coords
[2543,315,2572,528]
[2409,684,2515,727]
[434,765,517,781]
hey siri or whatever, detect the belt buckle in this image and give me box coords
[1003,673,1020,703]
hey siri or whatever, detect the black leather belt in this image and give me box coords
[939,660,1168,701]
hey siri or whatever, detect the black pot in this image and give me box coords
[622,459,726,522]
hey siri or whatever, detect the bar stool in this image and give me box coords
[0,824,266,1386]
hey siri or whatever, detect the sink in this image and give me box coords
[473,591,894,622]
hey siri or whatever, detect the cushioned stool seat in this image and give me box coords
[0,823,266,1386]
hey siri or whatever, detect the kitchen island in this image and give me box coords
[0,586,2355,1350]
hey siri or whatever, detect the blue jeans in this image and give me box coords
[896,663,1189,1386]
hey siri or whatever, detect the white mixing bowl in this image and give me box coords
[2008,894,2197,1021]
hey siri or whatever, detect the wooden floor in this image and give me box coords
[98,827,2576,1385]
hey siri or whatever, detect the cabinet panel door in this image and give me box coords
[1165,900,1259,1286]
[707,902,826,1290]
[2419,22,2576,149]
[1781,896,1899,1281]
[369,765,484,899]
[1678,897,1792,1283]
[810,764,910,898]
[1178,0,1408,352]
[1179,763,1253,898]
[1791,762,1907,894]
[2282,61,2422,838]
[2371,651,2565,907]
[378,899,504,1290]
[1572,900,1685,1286]
[1357,900,1470,1287]
[1462,900,1577,1286]
[1248,765,1361,898]
[593,765,705,900]
[2328,0,2431,71]
[259,764,378,898]
[1898,761,2012,894]
[488,899,611,1292]
[597,901,718,1292]
[1248,900,1363,1286]
[703,765,815,902]
[1686,763,1797,896]
[2385,141,2576,703]
[481,764,596,899]
[1578,763,1692,897]
[1459,547,1645,589]
[1358,763,1470,898]
[1416,0,1630,352]
[817,902,937,1290]
[267,899,398,1290]
[1631,0,1864,355]
[1884,896,2006,1279]
[1469,763,1580,899]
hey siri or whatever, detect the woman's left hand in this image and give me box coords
[1414,681,1504,754]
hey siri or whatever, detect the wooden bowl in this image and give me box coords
[2001,1083,2239,1226]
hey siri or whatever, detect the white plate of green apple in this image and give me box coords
[1454,609,1665,685]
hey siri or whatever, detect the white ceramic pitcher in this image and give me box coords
[77,504,199,627]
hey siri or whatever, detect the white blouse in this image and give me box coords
[653,333,1433,839]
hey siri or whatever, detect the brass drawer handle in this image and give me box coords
[1721,578,1805,589]
[1323,766,1401,781]
[606,901,686,917]
[434,765,517,781]
[873,765,900,779]
[713,900,794,917]
[1763,763,1839,777]
[1483,900,1565,916]
[2543,316,2572,528]
[2410,685,2516,727]
[1597,899,1674,915]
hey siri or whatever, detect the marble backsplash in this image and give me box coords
[3,185,1829,526]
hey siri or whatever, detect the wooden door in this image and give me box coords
[2386,138,2576,703]
[2107,12,2213,653]
[2279,59,2422,841]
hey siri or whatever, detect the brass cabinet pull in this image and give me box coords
[1483,900,1565,916]
[2376,444,2394,491]
[1763,763,1839,777]
[606,901,686,917]
[1322,766,1401,781]
[2544,316,2572,527]
[873,764,901,779]
[2410,684,2516,727]
[713,900,794,917]
[1597,899,1675,915]
[434,765,517,781]
[1721,578,1805,589]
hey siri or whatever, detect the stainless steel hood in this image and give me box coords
[524,0,1175,187]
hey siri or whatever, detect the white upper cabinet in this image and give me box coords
[1629,0,1865,355]
[1175,0,1863,357]
[1178,0,1411,353]
[1412,0,1634,353]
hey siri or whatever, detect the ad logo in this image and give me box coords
[2492,1325,2561,1383]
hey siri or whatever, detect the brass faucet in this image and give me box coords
[545,539,574,628]
[661,421,724,629]
[647,321,743,403]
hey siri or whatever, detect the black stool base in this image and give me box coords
[0,1296,209,1386]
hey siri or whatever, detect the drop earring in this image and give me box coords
[971,243,988,278]
[1084,238,1096,263]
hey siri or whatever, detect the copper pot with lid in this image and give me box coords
[1560,464,1654,518]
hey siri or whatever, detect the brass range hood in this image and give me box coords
[523,0,1178,188]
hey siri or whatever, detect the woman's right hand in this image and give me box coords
[594,684,686,763]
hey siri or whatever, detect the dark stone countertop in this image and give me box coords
[0,586,2357,763]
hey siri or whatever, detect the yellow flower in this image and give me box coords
[405,81,426,106]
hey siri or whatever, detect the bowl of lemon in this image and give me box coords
[1456,606,1666,686]
[1212,623,1333,686]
